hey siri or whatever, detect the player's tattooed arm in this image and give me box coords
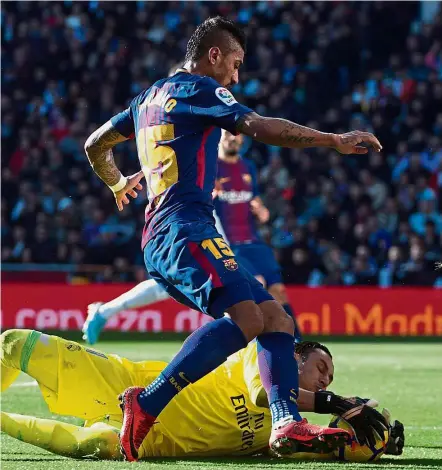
[236,112,382,154]
[84,120,128,186]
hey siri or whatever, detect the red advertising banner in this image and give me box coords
[1,284,441,336]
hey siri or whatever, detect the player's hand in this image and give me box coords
[340,400,389,448]
[315,392,388,447]
[382,408,405,456]
[250,199,270,223]
[114,171,144,211]
[385,419,405,455]
[333,131,382,154]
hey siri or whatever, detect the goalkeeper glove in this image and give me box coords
[315,391,388,448]
[381,408,405,455]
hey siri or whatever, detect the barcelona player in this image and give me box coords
[1,329,400,460]
[83,17,383,460]
[82,130,301,344]
[214,130,302,341]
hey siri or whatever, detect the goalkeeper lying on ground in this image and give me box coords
[1,329,403,461]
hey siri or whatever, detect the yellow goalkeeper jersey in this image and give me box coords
[38,333,271,458]
[138,340,271,458]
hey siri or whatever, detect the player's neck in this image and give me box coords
[182,61,215,80]
[218,153,240,163]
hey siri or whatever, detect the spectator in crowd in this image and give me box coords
[1,1,441,287]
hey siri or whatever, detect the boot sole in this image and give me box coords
[271,431,349,456]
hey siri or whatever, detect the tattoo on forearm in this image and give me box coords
[278,122,315,145]
[84,121,127,186]
[236,113,333,148]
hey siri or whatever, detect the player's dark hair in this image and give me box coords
[185,16,247,62]
[295,341,333,361]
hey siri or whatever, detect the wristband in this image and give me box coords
[314,391,337,414]
[109,175,127,193]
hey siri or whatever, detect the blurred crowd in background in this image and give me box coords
[2,1,441,286]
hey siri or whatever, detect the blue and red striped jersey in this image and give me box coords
[214,157,261,245]
[110,71,252,247]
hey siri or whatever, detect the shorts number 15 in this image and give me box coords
[201,238,234,259]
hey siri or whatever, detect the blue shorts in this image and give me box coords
[231,242,283,288]
[143,222,273,319]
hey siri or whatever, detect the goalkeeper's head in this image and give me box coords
[295,341,334,392]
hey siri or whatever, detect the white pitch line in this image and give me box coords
[408,426,442,431]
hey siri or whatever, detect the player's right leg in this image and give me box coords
[1,411,121,460]
[82,279,170,344]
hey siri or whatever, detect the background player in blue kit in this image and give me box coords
[84,17,385,462]
[214,130,302,341]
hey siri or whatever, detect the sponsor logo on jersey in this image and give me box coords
[215,87,237,106]
[217,190,253,204]
[223,258,239,271]
[66,343,81,352]
[230,394,265,451]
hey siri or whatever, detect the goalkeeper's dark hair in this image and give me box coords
[185,17,247,62]
[295,341,333,361]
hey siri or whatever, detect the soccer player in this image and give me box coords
[82,130,301,345]
[214,130,302,340]
[1,329,400,460]
[83,17,383,460]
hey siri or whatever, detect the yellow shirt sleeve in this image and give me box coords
[242,340,268,408]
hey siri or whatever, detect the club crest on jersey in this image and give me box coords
[66,343,81,352]
[242,173,252,184]
[223,258,238,271]
[215,87,237,106]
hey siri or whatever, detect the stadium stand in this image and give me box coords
[2,1,441,286]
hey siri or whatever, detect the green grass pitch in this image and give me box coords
[2,340,442,470]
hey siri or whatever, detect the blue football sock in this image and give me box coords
[282,303,302,343]
[257,332,302,425]
[138,317,247,417]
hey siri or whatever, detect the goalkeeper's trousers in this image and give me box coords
[1,412,122,460]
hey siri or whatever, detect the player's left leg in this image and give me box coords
[1,411,121,460]
[233,243,302,342]
[255,299,347,455]
[267,283,302,342]
[82,279,170,344]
